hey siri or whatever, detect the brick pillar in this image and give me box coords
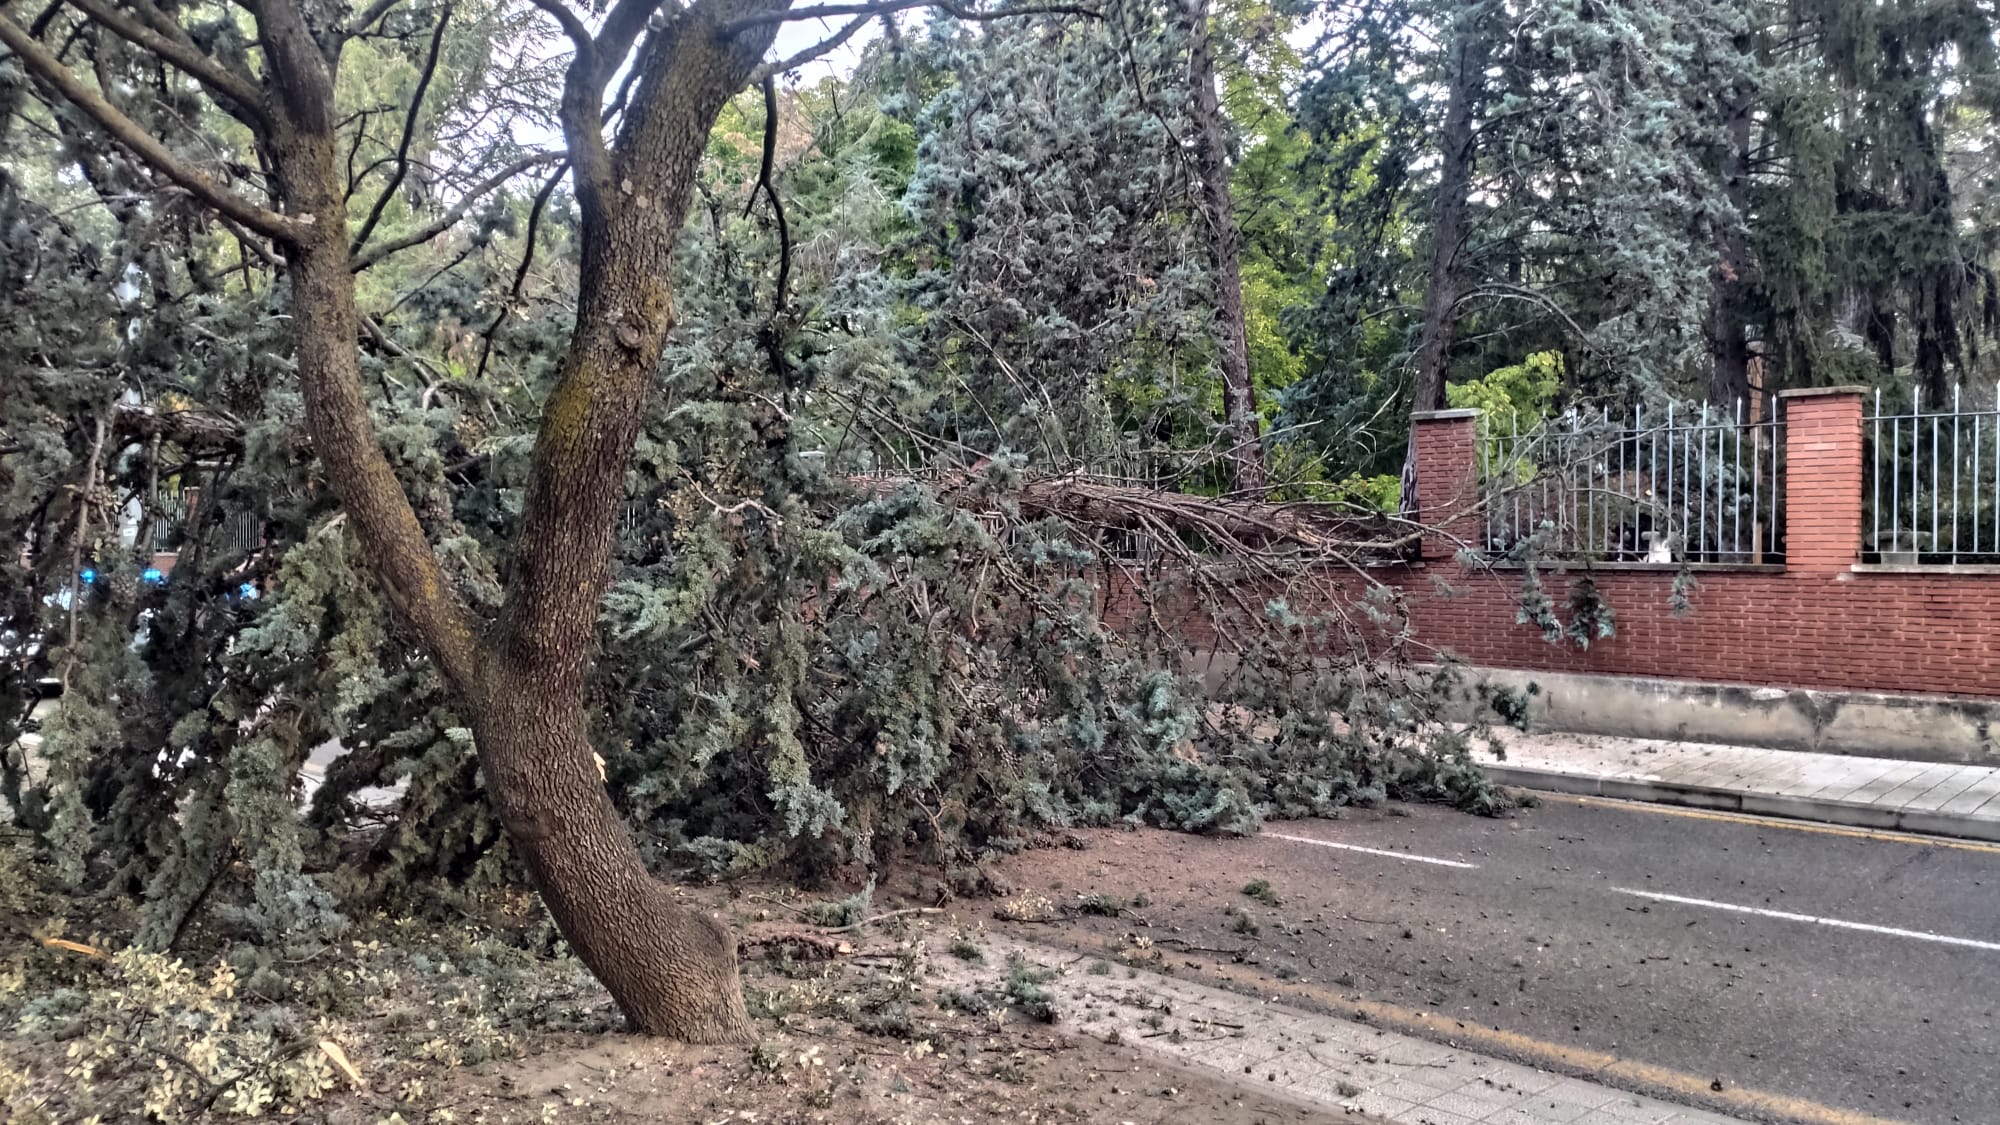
[1779,387,1866,576]
[1411,408,1481,563]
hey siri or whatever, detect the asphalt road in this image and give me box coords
[1001,795,2000,1124]
[1266,797,2000,1124]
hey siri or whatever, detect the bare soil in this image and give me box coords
[3,866,1358,1125]
[426,1012,1342,1124]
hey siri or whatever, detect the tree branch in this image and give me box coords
[350,151,562,270]
[750,11,871,82]
[473,160,567,383]
[529,0,613,210]
[497,0,784,680]
[67,0,270,127]
[0,11,304,243]
[591,0,663,91]
[746,74,791,311]
[111,403,246,454]
[526,0,593,58]
[721,0,1095,34]
[350,2,452,254]
[342,0,408,39]
[880,471,1413,558]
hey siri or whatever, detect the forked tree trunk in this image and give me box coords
[252,0,778,1042]
[277,128,758,1046]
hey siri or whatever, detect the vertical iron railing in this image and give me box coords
[149,476,264,558]
[1863,386,2000,565]
[1482,400,1784,564]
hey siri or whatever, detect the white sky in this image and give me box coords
[769,13,884,86]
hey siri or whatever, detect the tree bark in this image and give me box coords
[1710,77,1753,406]
[1180,0,1265,495]
[475,662,751,1039]
[1401,20,1486,510]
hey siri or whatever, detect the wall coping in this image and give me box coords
[1776,385,1870,399]
[1411,408,1480,421]
[1852,563,2000,577]
[1475,560,1788,575]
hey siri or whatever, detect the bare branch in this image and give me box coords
[897,471,1415,559]
[350,151,563,270]
[721,0,1095,34]
[0,12,303,242]
[473,160,567,383]
[350,3,452,254]
[112,403,245,454]
[67,0,269,126]
[342,0,408,39]
[528,0,613,208]
[746,75,791,311]
[750,11,871,82]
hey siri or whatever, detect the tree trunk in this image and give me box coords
[476,661,752,1038]
[1181,0,1265,495]
[252,0,775,1043]
[1401,22,1486,510]
[1710,76,1753,406]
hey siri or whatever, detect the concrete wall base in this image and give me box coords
[1447,667,2000,765]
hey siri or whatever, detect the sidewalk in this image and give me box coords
[1474,729,2000,841]
[944,934,1749,1125]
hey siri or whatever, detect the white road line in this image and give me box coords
[1266,833,1479,869]
[1613,888,2000,952]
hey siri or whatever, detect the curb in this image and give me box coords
[1484,764,2000,844]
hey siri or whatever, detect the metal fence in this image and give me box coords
[149,481,262,557]
[1482,402,1785,565]
[1864,387,2000,565]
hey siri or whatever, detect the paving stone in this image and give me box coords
[1873,762,1966,808]
[1898,768,1991,811]
[1938,773,2000,814]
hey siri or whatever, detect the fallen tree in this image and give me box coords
[0,0,1502,1052]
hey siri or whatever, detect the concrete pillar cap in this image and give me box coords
[1776,386,1870,399]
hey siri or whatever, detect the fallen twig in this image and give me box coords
[1155,937,1248,955]
[816,907,944,935]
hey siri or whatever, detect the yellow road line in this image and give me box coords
[1538,792,2000,855]
[1140,945,1912,1125]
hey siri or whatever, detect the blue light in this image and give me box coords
[78,568,96,584]
[141,567,165,584]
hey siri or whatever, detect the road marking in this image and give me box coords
[1613,888,2000,952]
[1547,793,2000,855]
[1266,832,1477,869]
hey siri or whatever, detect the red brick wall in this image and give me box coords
[1388,389,2000,699]
[1381,564,2000,698]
